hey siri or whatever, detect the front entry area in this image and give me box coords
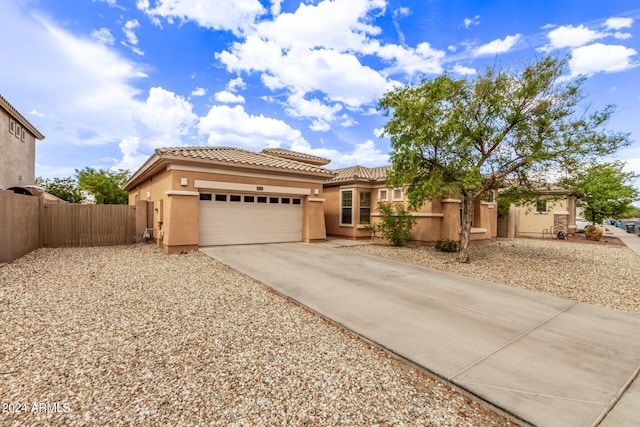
[198,192,303,246]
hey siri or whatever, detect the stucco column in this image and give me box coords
[304,197,328,242]
[440,199,461,241]
[163,191,199,254]
[567,195,577,235]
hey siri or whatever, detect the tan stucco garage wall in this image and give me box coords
[129,166,329,253]
[513,198,567,238]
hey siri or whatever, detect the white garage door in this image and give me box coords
[198,193,303,246]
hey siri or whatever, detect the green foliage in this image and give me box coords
[435,239,458,253]
[561,162,639,225]
[36,176,84,203]
[367,202,417,246]
[75,168,130,204]
[622,206,640,219]
[378,55,630,262]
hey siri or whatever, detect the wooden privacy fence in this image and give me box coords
[43,204,136,247]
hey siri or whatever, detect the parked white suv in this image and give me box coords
[575,217,591,232]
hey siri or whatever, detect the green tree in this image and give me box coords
[366,202,417,246]
[378,55,630,262]
[75,168,130,204]
[562,162,639,225]
[36,176,84,203]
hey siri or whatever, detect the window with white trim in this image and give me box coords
[378,188,388,202]
[392,188,403,201]
[340,190,353,225]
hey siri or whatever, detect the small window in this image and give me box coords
[281,197,290,204]
[536,199,547,213]
[360,191,371,224]
[341,190,353,225]
[15,124,21,139]
[230,195,241,202]
[21,128,26,142]
[199,193,212,201]
[244,195,255,203]
[269,197,279,204]
[215,194,227,202]
[257,196,267,203]
[392,188,403,201]
[9,119,15,135]
[292,198,301,205]
[378,189,388,201]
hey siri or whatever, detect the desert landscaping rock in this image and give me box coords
[0,244,511,426]
[346,237,640,313]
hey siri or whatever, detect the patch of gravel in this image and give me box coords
[345,238,640,313]
[0,244,513,426]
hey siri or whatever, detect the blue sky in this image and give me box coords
[2,0,640,186]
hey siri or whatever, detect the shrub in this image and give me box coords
[435,239,458,253]
[585,225,603,241]
[366,202,417,246]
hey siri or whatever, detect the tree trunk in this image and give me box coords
[458,195,474,263]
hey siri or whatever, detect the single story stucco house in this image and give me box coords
[123,146,497,254]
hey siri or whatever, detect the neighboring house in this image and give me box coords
[323,165,498,245]
[122,146,336,254]
[0,94,45,190]
[499,189,579,238]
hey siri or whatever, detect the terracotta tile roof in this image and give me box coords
[156,146,335,176]
[0,94,45,140]
[326,165,392,184]
[261,148,331,166]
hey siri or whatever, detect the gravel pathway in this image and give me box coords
[345,238,640,313]
[0,245,512,426]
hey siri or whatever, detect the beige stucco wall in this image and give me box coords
[512,198,568,238]
[324,185,497,245]
[0,110,36,189]
[128,166,329,253]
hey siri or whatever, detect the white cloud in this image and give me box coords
[452,64,476,75]
[139,87,198,137]
[198,105,306,148]
[393,7,411,19]
[613,31,633,40]
[91,28,115,45]
[137,0,266,35]
[285,92,342,122]
[270,0,283,16]
[227,77,246,92]
[290,139,389,168]
[463,15,480,29]
[604,17,634,30]
[123,19,140,45]
[474,34,521,57]
[214,90,246,104]
[218,38,393,108]
[569,43,638,76]
[544,24,603,50]
[191,87,207,96]
[309,119,331,131]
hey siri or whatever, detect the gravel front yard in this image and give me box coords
[0,245,512,426]
[345,237,640,313]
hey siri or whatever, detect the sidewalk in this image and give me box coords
[603,224,640,256]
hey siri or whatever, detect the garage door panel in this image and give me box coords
[199,194,303,246]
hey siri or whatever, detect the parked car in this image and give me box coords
[575,217,591,232]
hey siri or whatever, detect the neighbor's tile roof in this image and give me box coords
[156,146,336,176]
[261,148,331,166]
[326,165,392,184]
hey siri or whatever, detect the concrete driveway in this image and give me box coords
[201,241,640,427]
